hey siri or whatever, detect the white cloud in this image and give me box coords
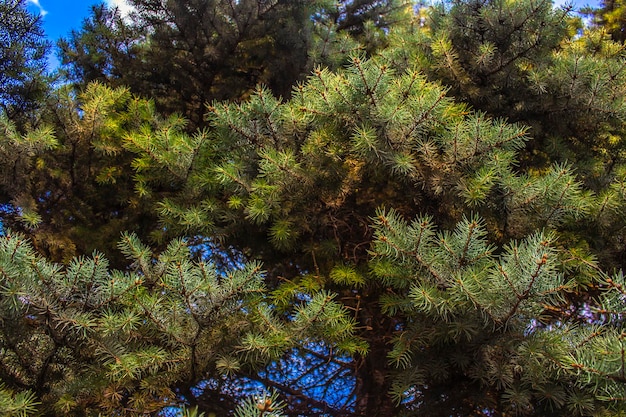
[106,0,134,17]
[27,0,48,16]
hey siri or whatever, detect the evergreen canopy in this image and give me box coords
[1,0,626,416]
[0,0,49,127]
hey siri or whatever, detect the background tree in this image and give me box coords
[588,0,626,42]
[0,0,50,129]
[57,5,144,96]
[59,0,413,130]
[60,0,320,129]
[419,0,574,119]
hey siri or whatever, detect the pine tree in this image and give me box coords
[59,0,414,130]
[2,1,626,416]
[0,82,167,267]
[118,43,625,414]
[588,0,626,42]
[0,228,361,415]
[383,0,626,270]
[58,5,144,92]
[0,0,50,129]
[59,0,319,129]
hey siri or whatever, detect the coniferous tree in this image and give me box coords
[384,0,626,269]
[58,5,143,92]
[0,229,360,415]
[59,0,319,129]
[0,0,50,128]
[588,0,626,42]
[59,0,414,130]
[0,83,163,267]
[2,1,626,416]
[119,47,625,415]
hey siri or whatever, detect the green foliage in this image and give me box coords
[133,54,540,257]
[0,229,263,414]
[234,391,285,417]
[0,229,364,415]
[383,0,626,201]
[0,82,171,267]
[59,1,418,130]
[372,209,626,416]
[1,233,250,413]
[589,0,626,42]
[421,0,575,115]
[58,5,142,88]
[112,25,626,413]
[59,0,319,128]
[180,406,206,417]
[4,0,626,416]
[0,384,39,417]
[330,264,367,287]
[0,0,50,127]
[309,0,415,68]
[372,209,567,327]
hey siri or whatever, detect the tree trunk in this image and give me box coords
[354,295,399,417]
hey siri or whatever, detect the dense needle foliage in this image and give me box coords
[0,0,49,128]
[1,0,626,416]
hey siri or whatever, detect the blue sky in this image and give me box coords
[26,0,133,68]
[26,0,132,42]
